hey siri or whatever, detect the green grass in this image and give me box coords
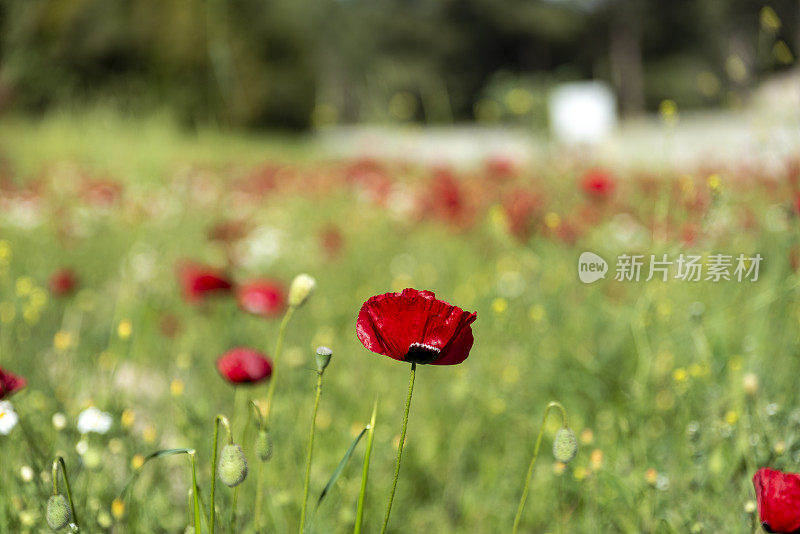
[0,113,798,533]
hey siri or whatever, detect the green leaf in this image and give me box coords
[315,427,369,509]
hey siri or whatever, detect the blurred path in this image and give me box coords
[318,72,800,170]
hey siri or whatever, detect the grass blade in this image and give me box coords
[354,399,378,534]
[120,448,196,497]
[315,426,369,509]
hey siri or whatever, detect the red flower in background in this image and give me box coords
[217,348,273,384]
[502,189,541,241]
[675,222,699,246]
[753,468,800,533]
[790,247,800,273]
[0,367,26,400]
[581,169,616,200]
[208,220,250,244]
[485,155,517,181]
[423,167,477,229]
[357,288,476,365]
[319,225,345,260]
[237,279,287,318]
[81,179,122,207]
[176,261,233,303]
[158,313,182,338]
[50,268,79,296]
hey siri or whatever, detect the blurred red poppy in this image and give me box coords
[0,367,26,399]
[581,169,616,200]
[50,268,79,296]
[237,279,287,318]
[81,178,122,207]
[753,468,800,533]
[216,348,273,384]
[319,225,345,260]
[208,220,250,244]
[502,189,541,241]
[176,261,233,303]
[357,288,476,365]
[485,155,517,181]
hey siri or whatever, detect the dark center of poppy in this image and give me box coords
[404,342,441,364]
[762,521,800,534]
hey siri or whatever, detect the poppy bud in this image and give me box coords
[315,346,332,373]
[46,494,71,530]
[256,430,273,462]
[288,274,316,308]
[553,428,578,464]
[218,444,248,487]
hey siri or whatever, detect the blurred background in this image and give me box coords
[1,0,798,132]
[2,2,800,533]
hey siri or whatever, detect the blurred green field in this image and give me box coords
[1,114,799,533]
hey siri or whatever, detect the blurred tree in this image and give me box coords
[0,0,316,129]
[0,0,798,129]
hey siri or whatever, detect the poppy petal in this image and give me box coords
[754,468,800,533]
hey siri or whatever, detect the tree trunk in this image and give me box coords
[609,0,645,116]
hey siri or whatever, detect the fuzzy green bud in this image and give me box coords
[218,444,248,487]
[46,494,71,530]
[553,428,578,463]
[256,430,273,462]
[184,527,196,534]
[315,346,332,373]
[288,274,316,308]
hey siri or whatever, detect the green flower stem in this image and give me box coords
[264,305,295,427]
[254,461,266,533]
[354,399,378,534]
[511,401,568,534]
[380,362,416,534]
[189,450,202,532]
[251,401,266,532]
[52,456,79,530]
[230,387,248,532]
[299,368,325,533]
[209,415,233,534]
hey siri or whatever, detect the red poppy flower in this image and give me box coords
[50,268,79,297]
[356,288,477,365]
[753,468,800,533]
[237,279,287,318]
[176,261,233,303]
[216,348,273,384]
[0,367,26,400]
[581,169,616,200]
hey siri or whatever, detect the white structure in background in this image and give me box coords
[548,81,617,145]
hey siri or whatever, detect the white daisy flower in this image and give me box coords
[77,407,113,435]
[0,401,19,435]
[52,412,67,430]
[19,465,34,482]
